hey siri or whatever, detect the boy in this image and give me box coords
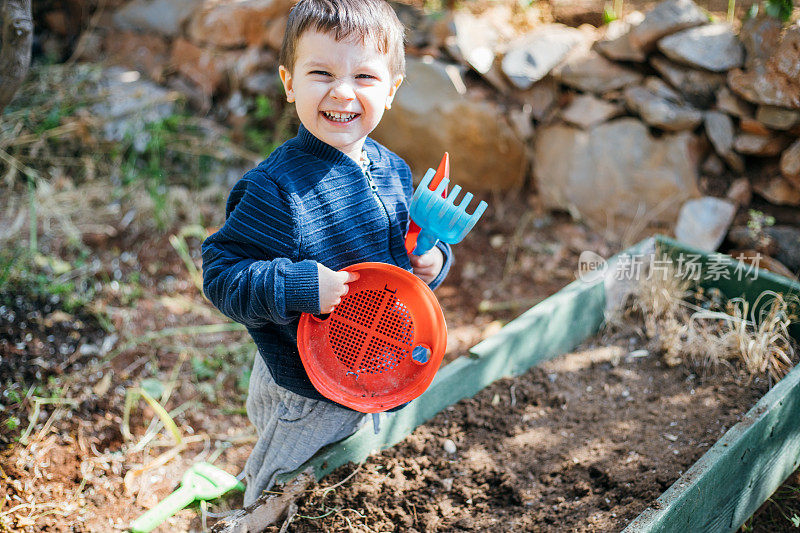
[202,0,452,505]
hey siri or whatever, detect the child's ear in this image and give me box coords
[385,75,403,110]
[279,65,295,103]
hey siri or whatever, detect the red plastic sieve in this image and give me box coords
[297,262,447,413]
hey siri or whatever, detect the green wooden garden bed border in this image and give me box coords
[283,235,800,532]
[624,236,800,532]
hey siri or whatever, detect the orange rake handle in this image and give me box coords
[405,153,449,254]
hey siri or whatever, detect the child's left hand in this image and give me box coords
[409,247,444,284]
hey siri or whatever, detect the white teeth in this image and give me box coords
[324,111,357,122]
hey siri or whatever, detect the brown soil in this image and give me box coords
[0,184,594,531]
[1,183,792,532]
[288,342,769,532]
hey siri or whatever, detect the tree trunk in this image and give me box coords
[0,0,33,114]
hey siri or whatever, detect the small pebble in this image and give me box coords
[443,439,457,454]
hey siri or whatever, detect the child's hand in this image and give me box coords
[317,264,360,314]
[409,247,444,284]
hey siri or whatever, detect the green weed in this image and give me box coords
[4,389,22,405]
[254,94,275,120]
[765,0,795,20]
[4,417,20,431]
[0,248,88,312]
[122,385,183,445]
[748,0,797,21]
[191,356,217,380]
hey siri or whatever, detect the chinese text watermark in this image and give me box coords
[577,252,762,283]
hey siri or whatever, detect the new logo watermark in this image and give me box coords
[577,250,608,283]
[577,251,764,283]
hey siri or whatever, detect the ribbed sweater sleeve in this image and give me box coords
[202,170,319,328]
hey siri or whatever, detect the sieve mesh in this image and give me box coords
[329,290,414,374]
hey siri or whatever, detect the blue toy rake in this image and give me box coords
[410,166,488,256]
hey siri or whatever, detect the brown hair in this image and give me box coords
[279,0,406,77]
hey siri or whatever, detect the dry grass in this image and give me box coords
[607,254,799,383]
[0,63,259,256]
[685,291,799,382]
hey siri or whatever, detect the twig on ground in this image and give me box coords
[316,462,363,497]
[210,469,315,533]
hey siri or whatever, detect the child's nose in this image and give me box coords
[330,80,356,101]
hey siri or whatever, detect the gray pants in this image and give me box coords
[243,354,367,505]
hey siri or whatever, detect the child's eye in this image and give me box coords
[356,74,377,80]
[310,70,332,77]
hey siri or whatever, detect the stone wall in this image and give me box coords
[49,0,800,249]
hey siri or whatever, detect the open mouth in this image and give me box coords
[321,111,359,123]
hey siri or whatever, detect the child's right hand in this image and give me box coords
[317,264,360,314]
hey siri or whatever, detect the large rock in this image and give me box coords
[113,0,201,37]
[263,13,288,51]
[644,75,681,100]
[89,67,178,152]
[729,225,800,272]
[756,105,800,130]
[523,76,560,121]
[532,118,702,233]
[629,0,707,51]
[562,93,623,129]
[651,55,726,108]
[105,31,170,82]
[623,85,703,131]
[771,24,800,89]
[715,86,754,118]
[595,12,647,62]
[704,111,744,172]
[500,24,585,90]
[726,177,752,205]
[781,138,800,188]
[752,177,800,206]
[674,197,736,252]
[554,49,643,94]
[390,1,432,49]
[702,152,725,176]
[656,23,744,72]
[187,0,293,48]
[734,132,791,156]
[372,57,526,191]
[767,226,800,272]
[728,69,800,110]
[727,24,800,109]
[445,12,500,75]
[739,117,772,136]
[739,15,783,69]
[170,38,239,94]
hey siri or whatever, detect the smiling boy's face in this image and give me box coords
[279,29,403,162]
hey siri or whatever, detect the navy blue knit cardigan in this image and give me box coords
[202,125,452,402]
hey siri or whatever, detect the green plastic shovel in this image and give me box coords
[130,462,244,533]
